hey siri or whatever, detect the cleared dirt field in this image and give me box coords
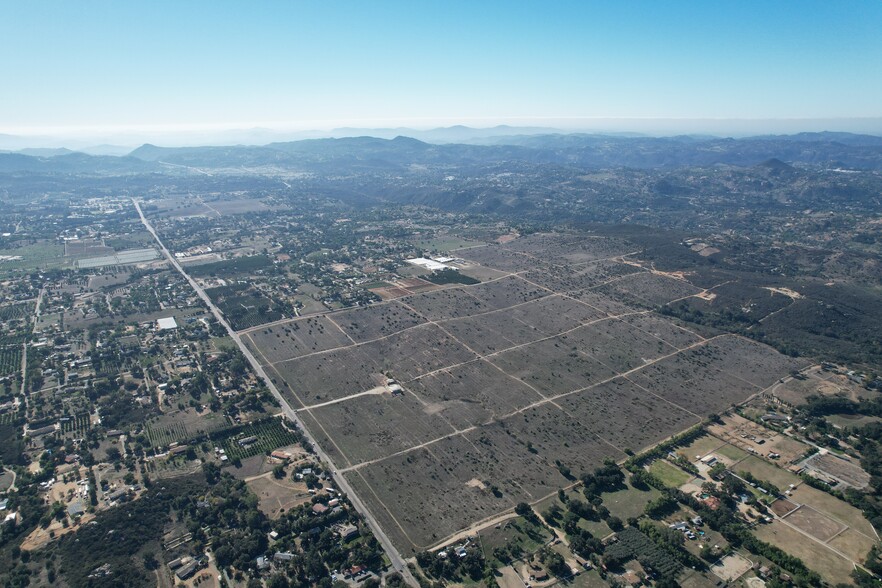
[787,483,878,539]
[249,233,807,554]
[783,505,847,542]
[710,553,753,582]
[247,473,313,519]
[770,498,799,517]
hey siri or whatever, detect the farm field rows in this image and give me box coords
[248,233,809,553]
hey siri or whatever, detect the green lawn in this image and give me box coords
[649,459,693,488]
[601,480,661,520]
[715,443,750,462]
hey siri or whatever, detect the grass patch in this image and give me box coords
[601,480,661,520]
[716,443,750,462]
[649,460,693,488]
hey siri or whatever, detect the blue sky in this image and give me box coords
[1,1,881,135]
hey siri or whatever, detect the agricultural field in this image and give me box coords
[0,241,66,273]
[0,301,35,321]
[213,417,301,463]
[59,413,91,435]
[0,344,23,377]
[249,233,809,554]
[145,408,230,449]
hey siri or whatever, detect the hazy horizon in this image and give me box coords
[3,117,882,152]
[2,0,881,148]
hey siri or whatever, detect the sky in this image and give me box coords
[1,1,881,140]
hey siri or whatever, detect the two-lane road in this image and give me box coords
[133,199,417,587]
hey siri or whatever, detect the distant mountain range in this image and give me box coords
[2,131,882,174]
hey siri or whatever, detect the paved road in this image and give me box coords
[134,200,417,586]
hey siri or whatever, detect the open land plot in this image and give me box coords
[715,442,751,462]
[787,483,879,539]
[331,300,426,342]
[459,245,543,273]
[272,324,477,403]
[500,233,635,264]
[709,553,754,582]
[619,312,705,349]
[692,336,809,389]
[370,286,411,300]
[243,316,353,362]
[522,260,642,293]
[404,360,543,429]
[459,421,579,500]
[828,528,878,564]
[441,309,547,355]
[410,234,485,252]
[207,198,275,214]
[565,317,679,372]
[346,442,524,552]
[568,289,637,315]
[365,324,478,381]
[595,272,702,307]
[805,452,871,489]
[770,498,799,517]
[505,294,607,335]
[754,520,855,585]
[558,378,701,454]
[782,505,847,542]
[492,405,624,487]
[630,355,760,416]
[400,287,495,321]
[272,346,382,405]
[489,335,617,397]
[304,392,456,466]
[457,264,510,282]
[463,275,549,311]
[767,367,869,406]
[771,372,830,405]
[249,239,812,555]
